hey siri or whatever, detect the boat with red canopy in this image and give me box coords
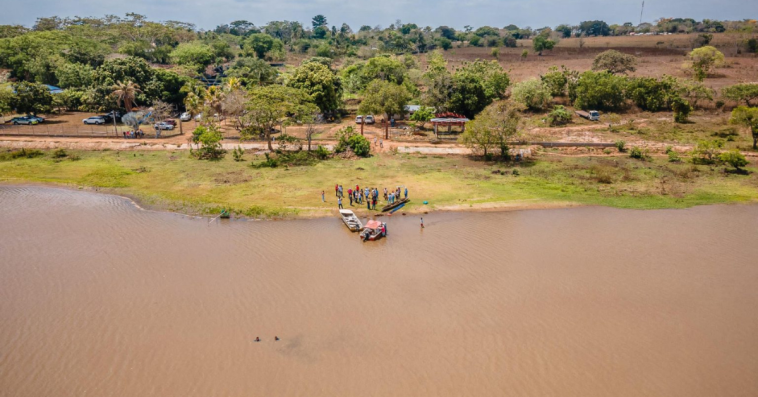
[360,220,387,242]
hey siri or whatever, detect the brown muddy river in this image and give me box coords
[1,185,757,397]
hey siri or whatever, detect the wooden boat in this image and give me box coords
[389,203,405,214]
[360,220,386,242]
[381,198,409,212]
[339,209,363,232]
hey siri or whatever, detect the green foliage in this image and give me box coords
[169,42,215,71]
[9,81,53,114]
[511,78,551,111]
[457,59,510,100]
[578,20,611,36]
[286,61,343,114]
[574,71,628,111]
[410,106,435,127]
[547,105,572,126]
[358,80,410,121]
[615,140,626,152]
[629,146,647,160]
[722,83,758,107]
[243,33,278,59]
[747,38,758,54]
[52,148,67,158]
[729,106,758,149]
[627,75,680,111]
[719,149,748,170]
[315,145,331,159]
[55,62,94,89]
[0,148,44,161]
[242,85,317,149]
[540,66,568,97]
[592,49,637,74]
[459,101,521,159]
[533,33,556,55]
[334,126,371,157]
[671,96,693,123]
[691,139,724,164]
[191,125,226,160]
[448,72,489,118]
[668,150,681,162]
[226,57,277,87]
[688,46,725,81]
[232,146,245,162]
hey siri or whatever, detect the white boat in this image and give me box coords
[339,209,363,232]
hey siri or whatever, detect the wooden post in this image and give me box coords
[360,120,364,136]
[434,123,438,139]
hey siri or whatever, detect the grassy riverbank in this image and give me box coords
[1,149,757,218]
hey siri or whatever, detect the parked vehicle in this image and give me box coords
[9,116,38,125]
[365,115,375,124]
[355,115,363,124]
[163,119,177,127]
[26,115,45,124]
[154,121,175,130]
[83,116,106,125]
[575,110,600,121]
[360,220,387,242]
[180,112,192,121]
[98,114,114,123]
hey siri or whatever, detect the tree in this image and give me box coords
[286,61,343,115]
[9,82,53,115]
[111,80,141,112]
[532,33,555,55]
[679,79,714,108]
[720,150,748,171]
[627,76,680,111]
[169,42,215,72]
[722,83,758,106]
[459,101,521,159]
[574,71,628,111]
[242,85,316,150]
[358,80,411,139]
[243,33,276,59]
[691,139,724,164]
[55,62,94,89]
[448,72,489,119]
[191,125,226,160]
[729,106,758,149]
[541,66,568,97]
[578,20,611,36]
[592,50,637,74]
[511,78,552,111]
[688,46,724,81]
[457,60,510,100]
[671,96,693,123]
[410,106,435,128]
[555,24,572,38]
[422,51,453,111]
[183,92,202,126]
[312,15,328,29]
[226,57,277,87]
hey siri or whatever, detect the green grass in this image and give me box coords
[1,149,757,218]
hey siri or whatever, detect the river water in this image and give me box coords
[1,186,757,397]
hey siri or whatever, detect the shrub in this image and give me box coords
[668,150,681,162]
[547,105,572,126]
[52,149,68,158]
[511,78,551,111]
[232,146,245,162]
[671,96,693,123]
[315,145,331,160]
[615,140,626,152]
[687,46,725,81]
[540,66,568,97]
[574,71,629,111]
[334,126,371,157]
[592,50,637,74]
[721,83,758,107]
[0,148,44,161]
[627,76,680,111]
[191,126,226,160]
[691,139,724,164]
[629,146,646,160]
[252,153,279,168]
[719,149,748,171]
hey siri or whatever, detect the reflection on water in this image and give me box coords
[1,186,757,397]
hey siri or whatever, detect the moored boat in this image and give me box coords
[360,220,387,242]
[381,198,409,212]
[339,209,363,231]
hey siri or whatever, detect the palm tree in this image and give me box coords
[224,77,242,93]
[111,81,142,112]
[184,93,202,127]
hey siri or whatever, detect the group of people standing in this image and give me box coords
[331,184,408,210]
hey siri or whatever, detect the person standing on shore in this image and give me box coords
[404,187,408,199]
[335,184,339,197]
[348,188,353,206]
[338,197,343,209]
[321,190,325,202]
[421,217,424,228]
[339,185,343,198]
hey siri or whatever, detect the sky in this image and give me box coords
[1,0,757,31]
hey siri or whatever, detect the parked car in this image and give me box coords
[9,116,38,125]
[355,115,363,124]
[154,121,175,130]
[180,112,192,121]
[163,119,177,127]
[26,115,45,124]
[83,116,106,125]
[575,110,600,121]
[105,110,123,122]
[98,114,114,123]
[365,115,375,124]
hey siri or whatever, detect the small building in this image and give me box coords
[430,112,469,139]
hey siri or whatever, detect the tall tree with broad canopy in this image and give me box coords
[358,80,411,139]
[592,50,637,74]
[729,106,758,149]
[688,46,724,81]
[286,61,343,115]
[242,85,317,150]
[722,83,758,107]
[460,101,522,160]
[9,81,53,115]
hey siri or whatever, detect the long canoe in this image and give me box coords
[381,198,409,212]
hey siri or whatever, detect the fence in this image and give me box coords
[0,123,182,139]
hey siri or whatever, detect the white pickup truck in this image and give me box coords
[576,110,600,121]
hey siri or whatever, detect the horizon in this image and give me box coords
[1,0,757,31]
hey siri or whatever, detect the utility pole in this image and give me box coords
[639,1,645,26]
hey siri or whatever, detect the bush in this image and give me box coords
[232,146,245,162]
[719,149,748,170]
[668,150,681,162]
[691,139,724,164]
[315,145,331,160]
[547,105,572,126]
[511,78,551,111]
[687,46,725,81]
[540,66,568,97]
[671,96,693,123]
[252,152,279,168]
[0,148,44,161]
[574,71,629,111]
[592,50,637,74]
[52,149,68,158]
[627,76,680,112]
[615,140,626,152]
[191,126,226,160]
[629,146,647,160]
[334,126,371,157]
